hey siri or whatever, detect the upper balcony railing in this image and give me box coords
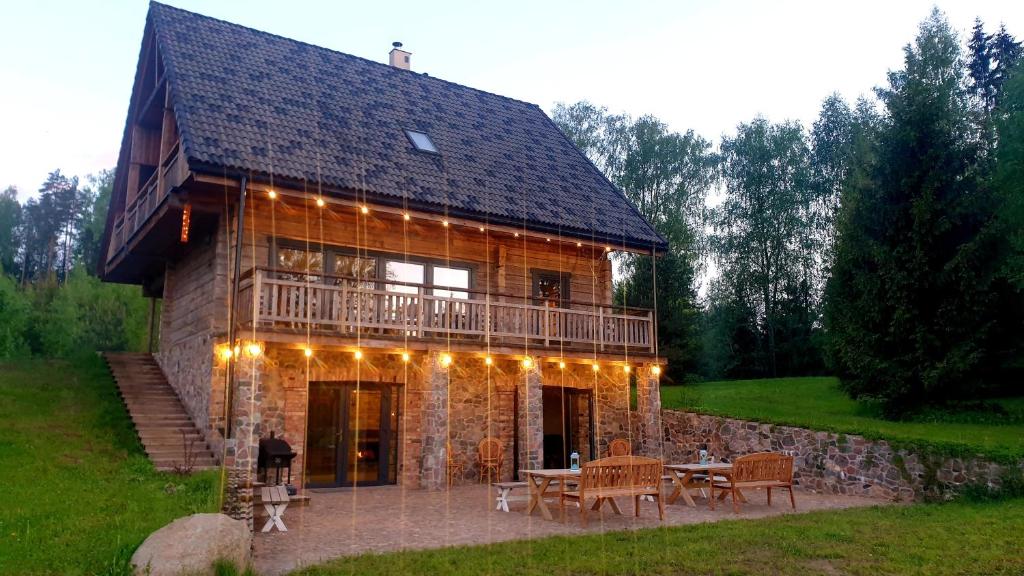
[236,267,655,354]
[108,143,186,262]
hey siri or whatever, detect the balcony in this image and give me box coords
[108,143,187,262]
[236,267,655,354]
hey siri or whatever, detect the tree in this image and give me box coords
[992,62,1024,383]
[714,117,814,377]
[552,102,717,379]
[968,18,995,109]
[967,19,1022,113]
[826,9,1013,414]
[0,186,21,274]
[77,170,113,274]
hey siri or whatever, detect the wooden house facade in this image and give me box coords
[101,3,667,493]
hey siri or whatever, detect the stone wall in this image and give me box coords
[657,410,1023,501]
[156,216,229,447]
[247,350,653,490]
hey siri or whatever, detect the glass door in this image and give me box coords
[305,382,400,488]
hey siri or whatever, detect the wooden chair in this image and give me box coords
[608,438,632,457]
[560,455,664,527]
[711,452,795,514]
[446,441,464,487]
[478,437,504,483]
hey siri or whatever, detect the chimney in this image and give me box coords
[389,41,411,70]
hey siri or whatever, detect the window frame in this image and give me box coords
[270,238,475,296]
[530,269,571,308]
[404,129,440,154]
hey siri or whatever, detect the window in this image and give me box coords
[271,240,473,298]
[405,130,439,153]
[385,261,424,294]
[432,266,470,300]
[333,254,376,288]
[277,247,323,281]
[532,271,570,308]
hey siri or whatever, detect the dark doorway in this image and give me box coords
[306,382,401,487]
[542,386,595,469]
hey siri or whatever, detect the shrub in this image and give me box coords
[37,269,151,357]
[0,273,30,358]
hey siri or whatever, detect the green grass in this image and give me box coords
[295,499,1024,575]
[661,377,1024,462]
[0,355,219,575]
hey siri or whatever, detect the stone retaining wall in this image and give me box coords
[656,410,1022,501]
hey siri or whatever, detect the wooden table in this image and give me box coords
[521,469,580,521]
[664,463,735,507]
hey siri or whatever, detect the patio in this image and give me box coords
[253,484,891,575]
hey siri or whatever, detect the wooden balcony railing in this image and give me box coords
[237,267,655,354]
[108,143,186,261]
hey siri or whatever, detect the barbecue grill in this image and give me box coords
[258,431,297,492]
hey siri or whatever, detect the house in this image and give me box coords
[100,2,667,497]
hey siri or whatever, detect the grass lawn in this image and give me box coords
[295,499,1024,576]
[660,377,1024,462]
[0,355,218,575]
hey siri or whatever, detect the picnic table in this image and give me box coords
[520,468,579,521]
[664,462,739,507]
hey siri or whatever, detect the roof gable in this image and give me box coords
[149,2,665,249]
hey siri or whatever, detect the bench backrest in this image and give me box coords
[732,452,793,483]
[579,455,662,492]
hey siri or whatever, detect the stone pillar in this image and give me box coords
[222,354,263,527]
[419,351,449,490]
[636,364,663,458]
[517,363,543,472]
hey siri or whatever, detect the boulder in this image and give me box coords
[132,513,251,576]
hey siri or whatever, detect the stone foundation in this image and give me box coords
[657,410,1023,501]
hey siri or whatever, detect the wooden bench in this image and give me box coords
[560,456,664,527]
[259,486,290,532]
[710,452,795,514]
[493,481,528,512]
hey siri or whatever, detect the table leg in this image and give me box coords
[535,477,554,520]
[667,470,684,504]
[525,476,541,515]
[678,472,697,507]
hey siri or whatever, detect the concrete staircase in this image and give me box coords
[104,352,218,472]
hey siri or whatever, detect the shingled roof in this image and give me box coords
[149,2,665,250]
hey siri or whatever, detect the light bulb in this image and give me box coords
[622,365,631,374]
[651,365,662,376]
[315,197,325,208]
[442,220,449,227]
[521,356,534,370]
[218,346,233,361]
[245,342,263,358]
[403,213,411,221]
[360,205,369,214]
[591,363,600,372]
[440,353,453,368]
[484,356,493,366]
[354,349,363,360]
[558,361,566,369]
[268,190,277,200]
[576,242,582,247]
[401,352,411,363]
[303,347,314,358]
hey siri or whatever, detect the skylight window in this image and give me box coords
[405,130,439,153]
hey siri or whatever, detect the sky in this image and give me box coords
[2,0,1023,200]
